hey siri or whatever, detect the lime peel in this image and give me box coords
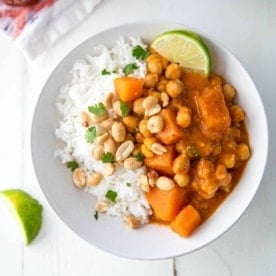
[0,189,43,245]
[150,29,211,76]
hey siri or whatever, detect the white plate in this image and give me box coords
[31,21,268,260]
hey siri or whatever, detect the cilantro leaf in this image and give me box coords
[88,102,106,116]
[66,160,79,171]
[85,126,96,143]
[126,182,131,187]
[94,210,99,220]
[132,45,149,60]
[123,63,139,75]
[101,69,111,75]
[101,152,115,163]
[133,152,143,162]
[120,102,130,117]
[105,190,117,203]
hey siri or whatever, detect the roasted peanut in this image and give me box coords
[142,96,158,110]
[123,157,142,170]
[147,170,158,187]
[104,137,117,155]
[95,201,108,212]
[102,163,115,176]
[112,101,123,116]
[100,118,114,130]
[111,121,126,142]
[80,111,92,127]
[72,168,86,188]
[160,92,169,107]
[92,144,104,160]
[139,174,150,192]
[156,176,175,191]
[104,92,116,109]
[147,115,164,133]
[95,132,109,144]
[86,172,103,186]
[123,215,141,228]
[90,113,108,123]
[151,143,167,155]
[145,104,161,116]
[115,140,135,161]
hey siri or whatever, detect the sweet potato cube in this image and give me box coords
[146,186,187,222]
[144,146,175,175]
[156,108,184,145]
[170,205,201,237]
[196,86,230,137]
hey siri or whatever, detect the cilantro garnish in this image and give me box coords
[133,152,143,162]
[101,69,111,75]
[126,182,131,187]
[120,102,130,116]
[66,160,79,171]
[132,45,149,60]
[105,190,117,203]
[123,63,139,75]
[94,210,99,220]
[88,102,106,116]
[85,126,96,143]
[101,152,115,163]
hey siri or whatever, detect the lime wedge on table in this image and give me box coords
[151,30,211,76]
[0,189,43,245]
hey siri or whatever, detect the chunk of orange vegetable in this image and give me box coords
[114,77,144,102]
[156,108,183,145]
[170,205,201,237]
[144,146,175,175]
[146,186,187,222]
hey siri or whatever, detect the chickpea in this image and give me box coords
[135,132,144,144]
[174,173,190,187]
[144,136,158,150]
[160,56,169,69]
[146,53,161,63]
[111,121,126,142]
[133,98,145,115]
[166,79,183,98]
[122,115,139,131]
[138,119,151,137]
[173,154,190,174]
[147,115,164,133]
[230,105,245,124]
[165,63,182,80]
[157,79,168,92]
[236,143,250,161]
[144,73,159,88]
[148,60,163,75]
[223,84,236,102]
[176,107,191,128]
[220,153,235,169]
[141,144,154,158]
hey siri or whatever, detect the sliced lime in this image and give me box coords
[151,30,211,76]
[0,189,43,245]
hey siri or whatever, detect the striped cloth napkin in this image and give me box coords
[0,0,101,59]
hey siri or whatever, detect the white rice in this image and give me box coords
[54,37,152,224]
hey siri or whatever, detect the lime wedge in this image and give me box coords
[151,30,211,76]
[0,189,43,245]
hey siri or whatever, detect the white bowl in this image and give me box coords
[31,21,268,260]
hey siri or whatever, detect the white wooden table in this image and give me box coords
[0,1,275,275]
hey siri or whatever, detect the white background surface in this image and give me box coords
[0,0,275,275]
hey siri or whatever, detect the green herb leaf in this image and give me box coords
[133,152,143,162]
[85,126,96,143]
[88,102,106,116]
[126,182,131,187]
[101,152,115,163]
[94,210,99,220]
[132,45,149,60]
[105,190,117,203]
[123,63,139,75]
[120,102,130,117]
[101,69,111,75]
[66,160,79,171]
